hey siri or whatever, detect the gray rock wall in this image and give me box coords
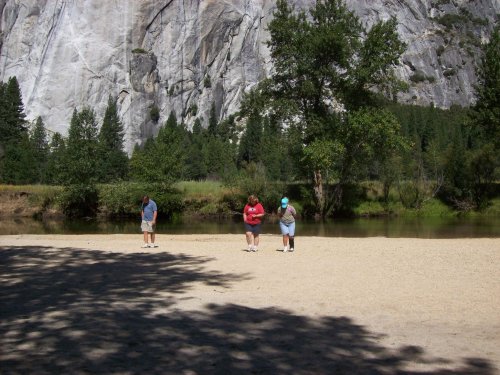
[0,0,498,152]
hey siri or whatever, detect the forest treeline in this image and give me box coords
[0,0,498,218]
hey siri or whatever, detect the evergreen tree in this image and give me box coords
[97,96,128,182]
[472,25,500,149]
[207,103,218,137]
[64,108,100,185]
[0,77,27,143]
[0,77,30,183]
[260,116,289,180]
[29,117,49,183]
[60,108,100,217]
[1,133,37,184]
[185,118,208,180]
[238,109,262,164]
[45,132,66,185]
[130,111,186,182]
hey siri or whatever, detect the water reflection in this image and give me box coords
[1,216,499,238]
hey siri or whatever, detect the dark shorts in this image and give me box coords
[244,223,261,234]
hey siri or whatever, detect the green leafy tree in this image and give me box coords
[256,0,406,215]
[97,96,129,182]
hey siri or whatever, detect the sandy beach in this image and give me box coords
[1,234,499,374]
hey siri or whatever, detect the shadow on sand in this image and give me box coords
[0,245,496,374]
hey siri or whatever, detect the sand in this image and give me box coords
[1,234,499,374]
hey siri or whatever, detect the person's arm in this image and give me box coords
[140,205,144,220]
[253,204,265,218]
[152,210,157,225]
[291,206,297,219]
[243,205,248,222]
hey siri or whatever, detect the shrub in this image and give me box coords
[410,71,426,83]
[189,103,198,116]
[58,184,99,218]
[204,75,211,88]
[98,182,184,219]
[150,104,160,123]
[443,68,457,78]
[132,48,147,54]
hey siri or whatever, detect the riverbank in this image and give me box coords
[2,183,500,220]
[1,234,499,373]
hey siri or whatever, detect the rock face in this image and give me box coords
[0,0,498,152]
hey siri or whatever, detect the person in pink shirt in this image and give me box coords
[243,195,265,252]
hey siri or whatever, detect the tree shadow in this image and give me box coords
[0,246,496,374]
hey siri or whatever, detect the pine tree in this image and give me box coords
[0,77,27,143]
[97,96,128,182]
[130,111,186,182]
[0,77,30,183]
[472,25,500,149]
[238,109,262,164]
[207,103,217,137]
[30,117,49,183]
[65,108,100,185]
[45,132,66,185]
[185,118,208,180]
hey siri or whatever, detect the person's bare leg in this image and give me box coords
[143,231,149,244]
[151,232,155,245]
[246,232,253,250]
[254,234,260,251]
[282,235,289,248]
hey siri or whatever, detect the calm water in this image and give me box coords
[1,216,499,238]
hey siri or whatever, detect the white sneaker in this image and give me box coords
[141,243,149,248]
[247,245,252,251]
[252,246,258,252]
[149,243,158,248]
[283,246,288,252]
[289,248,294,252]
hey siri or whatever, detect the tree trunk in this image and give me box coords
[313,169,324,218]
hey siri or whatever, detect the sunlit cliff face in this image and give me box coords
[0,0,498,152]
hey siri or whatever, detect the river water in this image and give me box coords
[1,216,499,238]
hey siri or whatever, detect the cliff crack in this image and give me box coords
[146,0,175,31]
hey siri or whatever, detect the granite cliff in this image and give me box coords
[0,0,498,151]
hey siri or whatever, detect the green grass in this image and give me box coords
[0,184,63,212]
[174,181,230,198]
[0,184,61,195]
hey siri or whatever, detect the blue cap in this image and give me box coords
[281,197,289,208]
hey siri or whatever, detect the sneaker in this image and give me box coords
[247,245,252,251]
[289,248,294,252]
[149,243,158,248]
[252,246,258,252]
[283,246,288,252]
[141,243,149,248]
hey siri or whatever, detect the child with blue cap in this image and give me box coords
[278,197,297,252]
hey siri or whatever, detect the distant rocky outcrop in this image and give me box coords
[0,0,498,152]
